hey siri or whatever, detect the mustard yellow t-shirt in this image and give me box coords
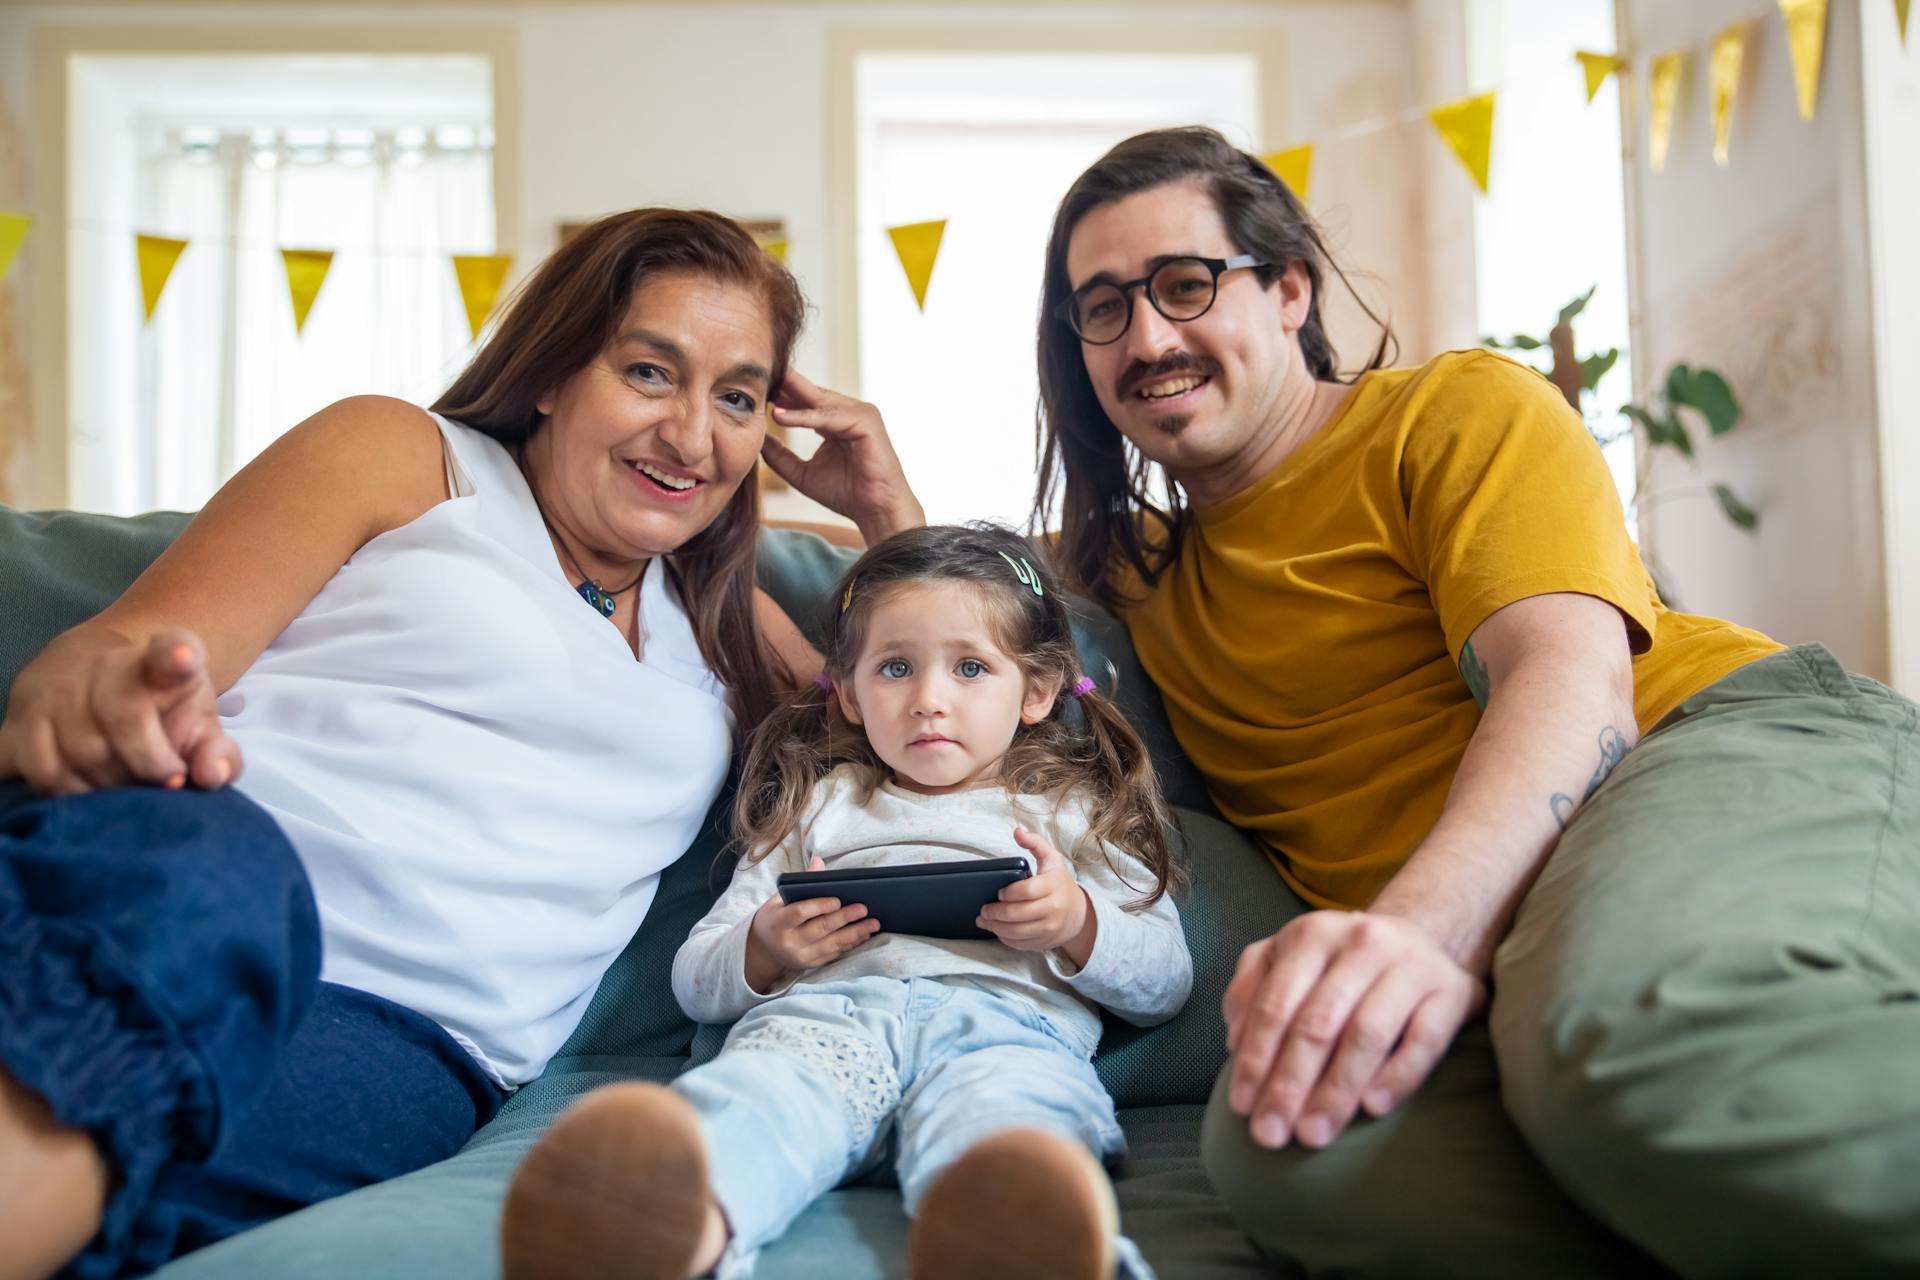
[1120,349,1782,911]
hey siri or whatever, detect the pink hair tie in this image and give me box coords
[813,673,834,692]
[1070,676,1096,698]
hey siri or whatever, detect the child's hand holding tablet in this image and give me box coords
[775,854,1033,942]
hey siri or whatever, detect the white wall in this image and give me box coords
[1863,0,1920,693]
[0,1,1426,515]
[0,6,33,505]
[1620,0,1888,679]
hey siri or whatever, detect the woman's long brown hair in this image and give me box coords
[734,524,1183,909]
[432,209,806,740]
[1032,127,1397,611]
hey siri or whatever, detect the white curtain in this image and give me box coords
[140,127,494,511]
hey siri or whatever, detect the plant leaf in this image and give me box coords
[1502,333,1544,350]
[1711,482,1759,531]
[1623,404,1693,458]
[1580,347,1620,390]
[1668,365,1741,435]
[1557,284,1598,325]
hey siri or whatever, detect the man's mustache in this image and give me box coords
[1118,353,1221,400]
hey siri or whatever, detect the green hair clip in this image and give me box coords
[998,551,1043,596]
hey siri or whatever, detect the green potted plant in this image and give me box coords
[1485,286,1755,604]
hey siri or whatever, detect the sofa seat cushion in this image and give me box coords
[152,1098,1268,1279]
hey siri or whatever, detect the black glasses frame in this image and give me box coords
[1055,253,1270,345]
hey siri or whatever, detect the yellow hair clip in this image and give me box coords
[841,580,855,612]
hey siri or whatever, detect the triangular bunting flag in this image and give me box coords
[279,247,335,336]
[886,219,946,312]
[1649,52,1685,172]
[1426,92,1495,194]
[0,213,28,286]
[135,234,189,324]
[1575,51,1624,103]
[1778,0,1828,121]
[1710,24,1747,167]
[1261,145,1314,202]
[1898,0,1912,48]
[451,254,513,340]
[761,239,789,264]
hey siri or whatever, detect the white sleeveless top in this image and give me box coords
[220,414,734,1087]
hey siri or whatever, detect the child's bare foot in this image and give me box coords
[501,1082,726,1280]
[0,1068,109,1280]
[908,1127,1119,1280]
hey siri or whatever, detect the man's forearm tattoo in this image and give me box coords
[1550,726,1631,829]
[1460,641,1491,709]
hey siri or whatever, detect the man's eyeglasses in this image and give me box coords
[1056,254,1271,346]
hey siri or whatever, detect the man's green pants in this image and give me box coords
[1201,645,1920,1277]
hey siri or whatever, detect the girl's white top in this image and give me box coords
[221,414,733,1087]
[673,765,1192,1057]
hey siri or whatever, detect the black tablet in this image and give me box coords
[776,857,1033,942]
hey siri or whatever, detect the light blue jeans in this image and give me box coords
[674,975,1151,1278]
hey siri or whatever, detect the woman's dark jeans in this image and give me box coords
[0,786,504,1278]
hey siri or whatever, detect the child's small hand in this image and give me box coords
[978,827,1096,961]
[745,856,881,991]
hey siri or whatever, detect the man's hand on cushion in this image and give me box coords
[1221,910,1485,1149]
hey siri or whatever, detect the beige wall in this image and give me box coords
[1619,0,1887,678]
[0,1,1433,514]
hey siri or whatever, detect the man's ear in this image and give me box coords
[1274,260,1314,336]
[836,682,863,726]
[1020,676,1062,725]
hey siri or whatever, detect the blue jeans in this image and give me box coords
[0,786,504,1279]
[676,975,1150,1278]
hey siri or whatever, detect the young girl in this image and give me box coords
[501,524,1191,1280]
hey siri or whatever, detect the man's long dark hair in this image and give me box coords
[1032,127,1395,610]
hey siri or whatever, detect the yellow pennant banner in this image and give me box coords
[1898,0,1912,48]
[280,248,335,336]
[1779,0,1828,121]
[451,254,513,340]
[1649,52,1685,173]
[1575,51,1623,103]
[760,238,789,265]
[1710,24,1747,167]
[886,219,946,312]
[1261,145,1314,202]
[136,234,189,323]
[0,212,28,286]
[1426,92,1495,194]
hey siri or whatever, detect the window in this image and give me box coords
[854,51,1260,528]
[1466,0,1635,515]
[69,54,495,514]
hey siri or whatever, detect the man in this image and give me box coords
[1012,126,1913,1277]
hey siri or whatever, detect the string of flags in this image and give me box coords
[3,218,514,338]
[0,1,1907,321]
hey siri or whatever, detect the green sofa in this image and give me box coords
[0,507,1307,1279]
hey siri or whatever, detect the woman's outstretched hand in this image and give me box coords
[761,371,924,544]
[1221,910,1485,1150]
[0,626,244,796]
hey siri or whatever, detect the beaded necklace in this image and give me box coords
[520,453,646,618]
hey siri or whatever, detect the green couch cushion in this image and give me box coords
[0,512,1303,1106]
[155,1101,1270,1280]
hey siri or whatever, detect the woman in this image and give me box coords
[0,208,891,1280]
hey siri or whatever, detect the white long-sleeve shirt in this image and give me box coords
[672,766,1192,1057]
